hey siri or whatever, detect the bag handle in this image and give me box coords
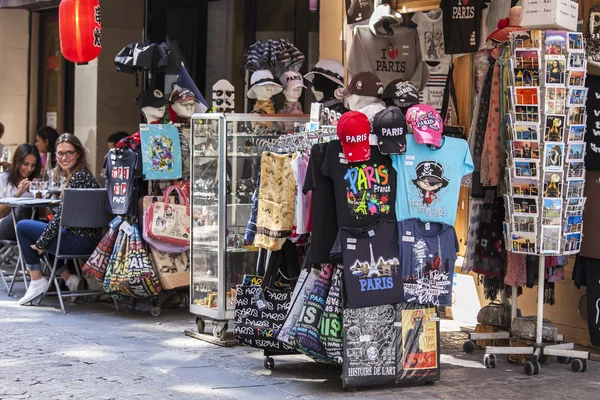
[441,61,461,126]
[162,185,189,206]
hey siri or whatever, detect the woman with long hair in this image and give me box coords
[35,126,59,169]
[0,144,41,240]
[16,133,101,306]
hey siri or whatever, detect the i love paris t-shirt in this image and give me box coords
[330,219,403,309]
[398,218,459,307]
[391,135,474,226]
[441,0,489,55]
[321,140,396,229]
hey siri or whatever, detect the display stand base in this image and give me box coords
[184,330,239,347]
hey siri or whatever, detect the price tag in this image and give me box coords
[347,238,357,243]
[339,158,348,164]
[405,161,413,166]
[347,244,356,250]
[394,322,402,327]
[359,335,371,342]
[405,231,412,236]
[254,291,267,311]
[406,155,415,160]
[368,230,375,237]
[339,153,345,158]
[119,221,134,236]
[402,236,415,242]
[425,222,431,231]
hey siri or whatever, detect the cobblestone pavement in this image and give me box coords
[0,289,598,400]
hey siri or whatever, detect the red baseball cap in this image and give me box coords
[337,111,371,162]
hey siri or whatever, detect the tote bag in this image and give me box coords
[82,216,123,281]
[145,185,190,248]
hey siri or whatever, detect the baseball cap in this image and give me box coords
[135,89,169,109]
[336,111,371,162]
[335,72,383,99]
[373,106,407,155]
[170,87,200,104]
[383,79,420,109]
[406,104,444,147]
[280,71,307,90]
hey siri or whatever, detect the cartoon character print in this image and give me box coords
[344,163,392,219]
[411,161,449,206]
[150,135,174,172]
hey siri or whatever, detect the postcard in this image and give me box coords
[566,179,585,198]
[545,31,567,55]
[512,140,540,160]
[565,197,586,217]
[542,198,563,226]
[565,215,583,233]
[568,51,587,70]
[568,125,585,142]
[544,142,564,170]
[513,123,540,141]
[542,171,563,198]
[564,232,582,253]
[511,232,537,254]
[514,161,539,178]
[567,143,585,161]
[568,33,584,51]
[541,225,562,254]
[511,30,542,52]
[515,49,540,70]
[514,196,538,215]
[545,56,567,85]
[567,87,588,106]
[568,106,586,125]
[544,114,565,141]
[545,87,566,114]
[568,70,586,87]
[513,67,541,87]
[567,161,586,180]
[515,105,540,123]
[511,176,540,197]
[514,87,540,105]
[513,215,537,234]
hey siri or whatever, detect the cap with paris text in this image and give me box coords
[336,111,371,162]
[373,106,407,155]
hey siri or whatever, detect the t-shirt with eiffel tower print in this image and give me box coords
[440,0,489,55]
[321,140,397,229]
[330,219,403,309]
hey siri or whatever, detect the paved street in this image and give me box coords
[0,289,598,400]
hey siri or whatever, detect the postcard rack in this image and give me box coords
[465,29,590,374]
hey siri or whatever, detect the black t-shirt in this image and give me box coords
[104,148,140,216]
[303,143,339,264]
[585,75,600,171]
[441,0,488,55]
[330,219,403,309]
[321,141,396,229]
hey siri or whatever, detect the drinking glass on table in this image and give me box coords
[39,180,49,198]
[30,179,40,198]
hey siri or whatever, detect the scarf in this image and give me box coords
[252,99,275,115]
[278,101,303,115]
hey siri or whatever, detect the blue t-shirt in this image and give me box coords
[391,135,474,225]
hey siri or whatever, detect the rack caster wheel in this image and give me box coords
[213,323,228,340]
[524,360,540,375]
[344,386,356,392]
[196,316,205,333]
[264,356,275,370]
[571,359,587,372]
[150,306,161,317]
[483,354,496,368]
[424,381,436,386]
[463,340,476,354]
[557,356,572,364]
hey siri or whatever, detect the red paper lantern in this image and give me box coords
[59,0,102,64]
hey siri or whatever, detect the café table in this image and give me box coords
[0,197,61,296]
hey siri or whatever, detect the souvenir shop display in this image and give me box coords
[189,113,310,338]
[304,58,348,115]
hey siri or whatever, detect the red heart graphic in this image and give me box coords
[462,0,469,4]
[387,47,398,60]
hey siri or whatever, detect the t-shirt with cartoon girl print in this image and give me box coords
[322,140,397,229]
[391,135,473,226]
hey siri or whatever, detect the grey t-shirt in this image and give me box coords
[398,218,458,306]
[348,25,429,91]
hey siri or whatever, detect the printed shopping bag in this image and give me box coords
[289,264,336,361]
[103,229,129,295]
[234,261,296,353]
[145,185,190,248]
[121,224,163,298]
[149,245,189,290]
[140,124,182,180]
[82,216,123,281]
[322,265,343,363]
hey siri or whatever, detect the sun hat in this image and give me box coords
[246,70,283,99]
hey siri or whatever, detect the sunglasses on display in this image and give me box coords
[215,90,234,97]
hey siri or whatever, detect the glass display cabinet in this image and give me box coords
[189,113,310,340]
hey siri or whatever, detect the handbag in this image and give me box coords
[149,245,190,290]
[82,216,123,281]
[321,265,344,363]
[121,224,163,298]
[233,258,296,353]
[145,185,190,249]
[103,229,129,295]
[476,300,512,328]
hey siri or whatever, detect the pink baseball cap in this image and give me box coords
[406,105,443,147]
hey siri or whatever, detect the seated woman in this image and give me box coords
[17,133,101,305]
[0,144,41,241]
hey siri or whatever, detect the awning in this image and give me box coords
[0,0,55,8]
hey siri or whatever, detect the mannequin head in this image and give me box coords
[283,87,303,102]
[279,71,306,103]
[141,106,166,123]
[311,74,341,102]
[247,70,283,100]
[304,58,345,102]
[347,94,384,112]
[136,89,169,123]
[170,87,200,119]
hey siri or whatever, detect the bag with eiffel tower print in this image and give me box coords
[330,219,403,309]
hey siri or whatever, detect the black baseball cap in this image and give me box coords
[382,79,420,109]
[373,106,407,155]
[135,89,169,109]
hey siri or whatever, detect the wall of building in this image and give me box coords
[319,0,343,62]
[0,9,30,150]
